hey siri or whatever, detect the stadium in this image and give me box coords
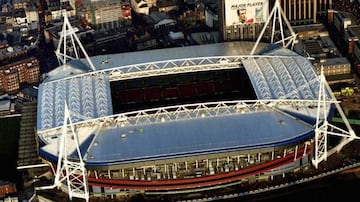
[35,37,336,196]
[30,2,360,201]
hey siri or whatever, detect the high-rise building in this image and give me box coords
[218,0,269,41]
[277,0,333,24]
[219,0,334,41]
[82,0,132,30]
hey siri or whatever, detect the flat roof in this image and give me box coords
[320,57,351,66]
[85,110,313,166]
[349,25,360,37]
[84,41,268,71]
[0,100,10,111]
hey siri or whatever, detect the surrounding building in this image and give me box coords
[18,86,38,101]
[154,0,177,12]
[0,45,27,62]
[144,12,176,30]
[0,181,16,199]
[316,57,355,85]
[292,24,355,85]
[81,0,131,30]
[130,0,150,15]
[347,25,360,69]
[44,0,76,23]
[328,9,360,72]
[277,0,333,24]
[205,1,219,29]
[0,57,40,93]
[0,99,11,115]
[332,11,352,33]
[219,0,335,41]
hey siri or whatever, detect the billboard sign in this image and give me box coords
[225,0,269,26]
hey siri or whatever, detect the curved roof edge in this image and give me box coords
[38,130,314,167]
[44,60,93,82]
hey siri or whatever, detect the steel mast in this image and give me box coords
[55,10,96,71]
[312,67,359,168]
[54,102,89,201]
[35,11,91,201]
[250,0,297,55]
[35,102,89,202]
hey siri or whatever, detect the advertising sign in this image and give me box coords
[225,0,269,26]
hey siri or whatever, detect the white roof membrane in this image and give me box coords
[37,74,113,131]
[242,53,319,100]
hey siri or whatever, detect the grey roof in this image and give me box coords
[85,110,313,165]
[84,41,268,71]
[45,60,93,82]
[0,99,10,111]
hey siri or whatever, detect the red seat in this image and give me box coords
[127,88,144,103]
[212,80,233,94]
[179,83,196,98]
[144,86,162,102]
[113,91,128,104]
[196,81,213,96]
[163,87,179,100]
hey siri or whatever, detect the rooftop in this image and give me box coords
[37,43,325,166]
[38,42,321,131]
[85,110,313,165]
[348,25,360,37]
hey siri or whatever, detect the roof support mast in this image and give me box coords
[249,0,358,168]
[36,102,89,202]
[54,102,89,201]
[55,10,96,71]
[312,67,359,169]
[251,0,297,55]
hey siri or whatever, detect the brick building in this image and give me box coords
[0,57,40,93]
[0,181,16,198]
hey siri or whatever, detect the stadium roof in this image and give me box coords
[38,41,269,131]
[37,74,113,130]
[37,42,324,165]
[84,110,313,166]
[37,42,320,131]
[39,108,314,165]
[37,42,319,130]
[242,53,319,99]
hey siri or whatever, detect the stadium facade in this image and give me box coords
[35,39,337,197]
